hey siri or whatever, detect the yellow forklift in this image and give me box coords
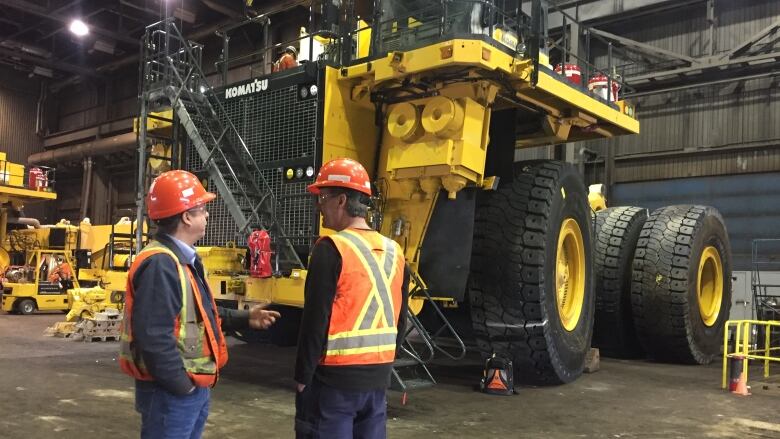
[1,249,79,314]
[0,153,59,314]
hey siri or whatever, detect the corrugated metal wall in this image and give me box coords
[593,0,780,77]
[575,0,779,280]
[0,66,43,163]
[611,173,780,271]
[581,0,780,184]
[601,76,779,158]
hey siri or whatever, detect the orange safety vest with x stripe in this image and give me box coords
[319,228,405,366]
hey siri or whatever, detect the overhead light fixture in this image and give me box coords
[30,66,54,78]
[69,19,89,37]
[92,39,116,55]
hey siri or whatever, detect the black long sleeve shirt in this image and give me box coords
[131,234,250,395]
[294,238,409,391]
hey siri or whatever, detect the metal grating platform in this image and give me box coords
[186,82,318,248]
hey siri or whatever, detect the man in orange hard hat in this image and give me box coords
[119,169,281,439]
[294,158,409,438]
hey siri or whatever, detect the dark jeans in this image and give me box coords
[135,383,210,439]
[295,378,387,439]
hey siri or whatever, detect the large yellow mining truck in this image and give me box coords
[137,0,731,386]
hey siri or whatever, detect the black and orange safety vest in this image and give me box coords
[319,228,405,366]
[119,241,228,387]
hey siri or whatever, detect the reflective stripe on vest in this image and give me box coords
[321,229,404,364]
[119,241,225,383]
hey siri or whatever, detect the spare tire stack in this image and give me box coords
[593,204,732,364]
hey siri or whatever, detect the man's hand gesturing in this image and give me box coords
[248,303,281,329]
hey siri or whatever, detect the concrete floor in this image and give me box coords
[1,314,779,439]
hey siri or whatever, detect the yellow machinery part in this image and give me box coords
[79,217,145,255]
[78,268,128,293]
[207,275,246,302]
[66,286,121,321]
[341,39,638,142]
[197,245,247,301]
[197,245,246,273]
[588,184,607,212]
[556,218,586,331]
[387,102,423,142]
[0,247,9,271]
[356,19,371,59]
[0,185,56,207]
[321,66,378,168]
[421,96,465,137]
[134,109,173,135]
[698,246,723,327]
[149,143,172,173]
[1,282,36,312]
[5,223,78,252]
[383,91,495,199]
[0,156,25,187]
[244,269,307,307]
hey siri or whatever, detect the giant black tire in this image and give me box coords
[469,160,595,385]
[631,205,732,364]
[592,206,647,358]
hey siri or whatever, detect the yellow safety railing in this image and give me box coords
[722,319,780,389]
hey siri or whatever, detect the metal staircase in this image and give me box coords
[137,19,302,270]
[391,271,468,400]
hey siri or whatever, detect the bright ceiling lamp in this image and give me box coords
[69,19,89,37]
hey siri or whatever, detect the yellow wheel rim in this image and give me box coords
[698,246,723,327]
[556,218,586,331]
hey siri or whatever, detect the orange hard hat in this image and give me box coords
[146,170,216,220]
[307,158,372,196]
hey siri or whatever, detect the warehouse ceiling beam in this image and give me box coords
[544,0,705,29]
[34,7,121,45]
[51,0,307,90]
[626,50,780,85]
[118,0,161,18]
[0,0,138,46]
[0,46,99,78]
[588,27,697,64]
[719,19,780,60]
[0,0,81,45]
[201,0,245,19]
[623,71,780,98]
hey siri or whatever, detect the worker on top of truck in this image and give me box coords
[272,45,298,72]
[119,169,282,439]
[294,158,410,439]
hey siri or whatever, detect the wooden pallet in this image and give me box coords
[83,335,120,343]
[80,314,122,342]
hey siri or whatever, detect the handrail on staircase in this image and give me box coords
[141,18,304,269]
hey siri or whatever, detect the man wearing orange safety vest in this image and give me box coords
[294,158,409,438]
[272,45,298,72]
[119,170,281,439]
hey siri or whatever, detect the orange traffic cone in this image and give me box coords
[731,372,751,396]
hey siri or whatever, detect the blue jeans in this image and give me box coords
[135,383,210,439]
[295,379,387,439]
